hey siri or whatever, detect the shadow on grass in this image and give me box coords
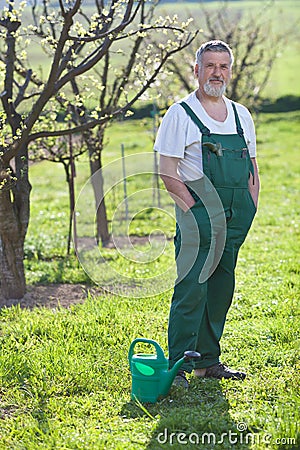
[121,378,251,450]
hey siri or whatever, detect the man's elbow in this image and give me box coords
[160,173,171,187]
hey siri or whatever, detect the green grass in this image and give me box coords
[0,110,299,449]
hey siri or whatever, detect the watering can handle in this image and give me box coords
[128,338,165,363]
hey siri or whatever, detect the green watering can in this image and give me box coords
[128,338,201,403]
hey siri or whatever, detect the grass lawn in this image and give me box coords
[0,109,299,449]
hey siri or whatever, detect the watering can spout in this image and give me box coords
[160,350,201,397]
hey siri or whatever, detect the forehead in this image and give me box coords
[202,51,231,65]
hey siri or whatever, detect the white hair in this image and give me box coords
[195,40,234,68]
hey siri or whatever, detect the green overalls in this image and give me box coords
[168,101,257,372]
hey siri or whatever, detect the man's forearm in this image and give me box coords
[160,174,196,213]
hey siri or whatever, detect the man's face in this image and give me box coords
[195,51,232,98]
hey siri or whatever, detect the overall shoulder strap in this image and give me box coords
[231,102,244,138]
[231,102,254,177]
[179,101,211,136]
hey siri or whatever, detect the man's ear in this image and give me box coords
[194,63,199,78]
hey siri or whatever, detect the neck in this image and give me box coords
[196,88,227,122]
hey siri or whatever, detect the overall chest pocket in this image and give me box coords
[203,148,251,188]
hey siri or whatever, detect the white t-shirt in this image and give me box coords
[154,90,256,182]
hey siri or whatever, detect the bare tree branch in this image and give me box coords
[14,69,33,108]
[54,1,139,91]
[1,0,197,163]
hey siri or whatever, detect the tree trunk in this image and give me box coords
[0,227,26,300]
[88,145,110,247]
[66,132,77,255]
[0,147,31,302]
[84,126,110,247]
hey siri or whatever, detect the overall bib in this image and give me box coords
[168,101,257,372]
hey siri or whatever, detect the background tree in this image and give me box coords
[160,1,287,110]
[29,1,197,247]
[0,0,196,301]
[29,126,85,255]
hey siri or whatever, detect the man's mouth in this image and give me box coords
[209,78,224,84]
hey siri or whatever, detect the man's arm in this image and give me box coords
[159,154,196,213]
[249,157,260,208]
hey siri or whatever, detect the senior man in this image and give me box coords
[154,40,260,386]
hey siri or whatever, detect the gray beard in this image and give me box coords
[204,80,226,97]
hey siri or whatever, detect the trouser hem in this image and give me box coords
[169,357,220,374]
[193,358,220,370]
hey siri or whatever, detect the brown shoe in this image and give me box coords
[205,363,246,380]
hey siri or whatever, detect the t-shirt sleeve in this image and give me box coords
[154,104,188,158]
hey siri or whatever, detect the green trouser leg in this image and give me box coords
[168,248,211,373]
[168,188,256,373]
[168,238,234,373]
[193,244,239,369]
[168,200,218,373]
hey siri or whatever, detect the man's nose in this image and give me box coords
[213,65,222,76]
